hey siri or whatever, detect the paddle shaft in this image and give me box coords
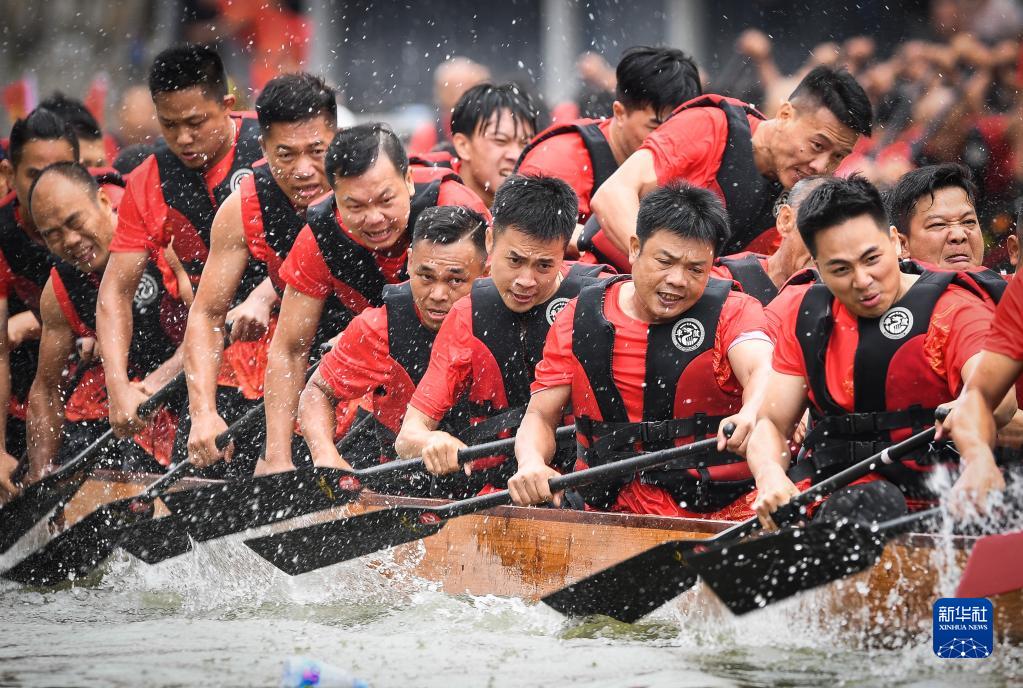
[431,434,725,521]
[354,424,578,481]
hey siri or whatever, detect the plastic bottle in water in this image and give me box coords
[279,656,369,688]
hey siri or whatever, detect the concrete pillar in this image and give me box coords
[541,0,579,106]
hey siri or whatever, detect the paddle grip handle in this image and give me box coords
[136,371,187,418]
[135,458,195,504]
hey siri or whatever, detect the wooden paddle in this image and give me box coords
[956,529,1023,598]
[540,425,941,622]
[243,426,735,576]
[685,506,943,615]
[1,398,267,586]
[0,371,186,555]
[122,424,577,564]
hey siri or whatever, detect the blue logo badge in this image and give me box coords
[933,598,994,658]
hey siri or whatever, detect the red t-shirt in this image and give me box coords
[641,106,779,255]
[319,302,419,434]
[516,118,613,222]
[110,114,247,258]
[279,179,487,311]
[771,282,993,410]
[0,248,11,300]
[985,269,1023,362]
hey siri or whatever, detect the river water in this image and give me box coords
[2,526,1021,688]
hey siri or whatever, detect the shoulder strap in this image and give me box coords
[514,121,618,193]
[211,118,263,205]
[644,278,731,421]
[469,279,534,408]
[716,254,777,305]
[155,146,217,246]
[572,275,631,422]
[852,270,953,412]
[306,197,396,307]
[253,165,306,260]
[53,262,99,332]
[409,177,455,233]
[795,284,845,416]
[383,282,436,385]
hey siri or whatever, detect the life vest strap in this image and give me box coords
[576,414,726,459]
[802,406,936,447]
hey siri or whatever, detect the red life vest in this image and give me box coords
[571,276,753,511]
[794,269,985,497]
[153,115,263,281]
[663,95,784,255]
[514,118,618,209]
[714,253,777,305]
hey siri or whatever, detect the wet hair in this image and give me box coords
[491,174,577,245]
[148,44,228,99]
[615,46,702,115]
[8,108,80,169]
[636,181,731,256]
[884,163,978,237]
[411,205,488,255]
[449,83,538,141]
[255,72,338,134]
[789,65,873,137]
[797,174,887,256]
[113,143,158,175]
[27,161,99,213]
[39,92,102,142]
[785,175,832,214]
[325,123,408,186]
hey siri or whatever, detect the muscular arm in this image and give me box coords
[746,370,810,528]
[184,192,249,423]
[588,149,659,256]
[947,352,1022,467]
[722,338,774,455]
[297,370,352,470]
[96,250,149,436]
[509,385,572,506]
[259,285,324,473]
[394,406,442,459]
[26,282,76,482]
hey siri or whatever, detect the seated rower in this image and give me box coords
[748,175,1016,528]
[396,174,610,497]
[259,123,488,474]
[298,206,487,493]
[25,162,188,481]
[944,201,1023,516]
[510,182,773,518]
[711,175,831,306]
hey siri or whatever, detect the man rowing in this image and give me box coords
[25,162,187,481]
[516,46,702,269]
[183,72,337,469]
[396,174,610,497]
[589,65,872,263]
[259,124,488,474]
[509,182,773,517]
[298,206,487,492]
[747,175,1015,528]
[97,45,265,464]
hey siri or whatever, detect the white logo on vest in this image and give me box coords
[880,306,914,340]
[229,168,254,193]
[671,318,705,352]
[134,272,159,308]
[545,297,570,325]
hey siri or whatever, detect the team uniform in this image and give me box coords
[635,95,784,256]
[770,267,995,505]
[532,276,769,518]
[408,262,609,496]
[711,252,776,306]
[108,113,266,469]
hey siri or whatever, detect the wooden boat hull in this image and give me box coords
[59,473,1023,645]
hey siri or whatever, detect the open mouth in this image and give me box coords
[510,291,535,306]
[362,226,396,245]
[859,292,881,309]
[656,291,683,309]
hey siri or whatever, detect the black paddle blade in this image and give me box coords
[684,519,885,615]
[244,506,444,575]
[1,498,149,586]
[136,468,357,564]
[541,539,699,622]
[0,471,90,554]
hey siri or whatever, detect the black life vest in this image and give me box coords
[251,164,306,285]
[664,95,784,255]
[714,253,777,305]
[0,199,56,317]
[571,276,752,511]
[795,269,981,496]
[898,258,1006,302]
[154,116,262,278]
[514,120,618,206]
[52,261,176,377]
